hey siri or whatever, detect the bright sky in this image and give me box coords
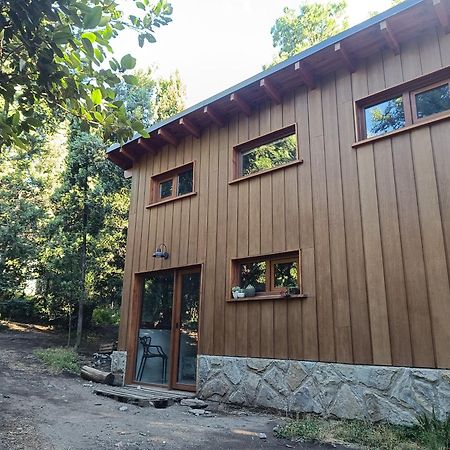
[115,0,394,108]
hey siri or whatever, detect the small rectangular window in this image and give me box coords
[413,82,450,120]
[150,162,195,205]
[231,251,301,300]
[234,125,298,179]
[364,96,405,138]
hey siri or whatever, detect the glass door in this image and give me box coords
[172,269,200,390]
[134,272,174,385]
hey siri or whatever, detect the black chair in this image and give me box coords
[136,335,168,383]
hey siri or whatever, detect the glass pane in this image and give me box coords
[415,84,450,119]
[135,273,173,385]
[241,133,296,176]
[240,261,266,292]
[177,272,200,385]
[177,169,193,196]
[159,179,173,199]
[273,261,298,288]
[364,96,405,138]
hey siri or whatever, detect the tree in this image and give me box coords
[269,1,348,65]
[0,0,173,150]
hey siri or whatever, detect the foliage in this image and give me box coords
[0,0,173,149]
[92,306,120,325]
[415,412,450,450]
[35,347,80,374]
[153,70,186,122]
[365,97,405,137]
[0,297,39,322]
[269,1,348,66]
[275,416,422,449]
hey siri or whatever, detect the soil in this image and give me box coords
[0,323,349,450]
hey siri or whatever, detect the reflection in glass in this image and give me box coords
[364,96,405,137]
[241,134,296,176]
[159,179,173,199]
[177,169,193,196]
[135,273,173,384]
[177,272,200,385]
[274,261,298,288]
[240,261,266,292]
[415,84,450,119]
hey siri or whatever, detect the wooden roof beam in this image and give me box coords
[106,151,132,170]
[380,20,400,55]
[334,41,356,73]
[138,137,157,154]
[158,128,178,147]
[259,78,281,104]
[230,92,251,116]
[119,146,138,162]
[433,0,450,32]
[179,117,201,138]
[203,105,225,127]
[294,61,316,90]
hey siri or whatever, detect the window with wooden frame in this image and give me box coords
[149,161,195,206]
[233,124,298,179]
[356,68,450,141]
[229,251,303,301]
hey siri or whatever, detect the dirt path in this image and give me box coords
[0,325,346,450]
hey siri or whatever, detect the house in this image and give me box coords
[107,0,450,425]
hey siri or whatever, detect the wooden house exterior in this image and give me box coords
[108,0,450,423]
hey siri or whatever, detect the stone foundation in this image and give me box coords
[198,355,450,426]
[111,351,127,386]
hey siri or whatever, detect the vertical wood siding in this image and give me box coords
[120,28,450,369]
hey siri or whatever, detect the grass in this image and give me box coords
[34,347,81,374]
[275,414,450,450]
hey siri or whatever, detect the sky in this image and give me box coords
[115,0,394,108]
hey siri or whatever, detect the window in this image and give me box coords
[234,125,298,178]
[230,251,301,300]
[150,162,195,205]
[357,70,450,140]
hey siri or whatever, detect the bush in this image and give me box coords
[0,297,39,322]
[415,412,450,450]
[91,306,120,325]
[35,347,80,374]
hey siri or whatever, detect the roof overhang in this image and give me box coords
[107,0,449,170]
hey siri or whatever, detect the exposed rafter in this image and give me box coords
[433,0,450,32]
[260,78,281,104]
[334,42,356,73]
[203,105,225,127]
[179,117,201,138]
[106,150,132,170]
[137,137,157,154]
[230,92,252,116]
[294,61,316,90]
[380,20,400,55]
[119,146,137,162]
[158,128,178,147]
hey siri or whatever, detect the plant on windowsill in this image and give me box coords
[244,284,256,298]
[287,286,300,296]
[232,286,243,299]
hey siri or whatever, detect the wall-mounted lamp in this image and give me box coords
[152,243,169,259]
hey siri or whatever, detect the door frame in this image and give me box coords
[126,264,203,391]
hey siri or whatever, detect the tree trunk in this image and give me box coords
[80,366,114,385]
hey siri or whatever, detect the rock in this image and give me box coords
[286,363,308,391]
[329,384,364,420]
[180,398,208,409]
[290,379,322,414]
[199,374,229,400]
[118,405,128,411]
[246,359,271,373]
[223,359,243,385]
[188,408,205,415]
[258,433,267,439]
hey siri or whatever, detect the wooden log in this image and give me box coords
[81,365,114,385]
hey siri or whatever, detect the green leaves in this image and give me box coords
[91,89,102,105]
[120,54,137,71]
[83,6,102,29]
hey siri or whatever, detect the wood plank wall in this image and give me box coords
[119,28,450,370]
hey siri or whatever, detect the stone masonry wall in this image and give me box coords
[197,355,450,426]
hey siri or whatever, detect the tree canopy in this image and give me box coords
[269,1,348,65]
[0,0,173,150]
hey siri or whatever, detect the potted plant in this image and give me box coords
[232,286,241,299]
[237,289,245,298]
[244,284,256,297]
[287,286,300,296]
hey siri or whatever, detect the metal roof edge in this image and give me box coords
[108,0,424,153]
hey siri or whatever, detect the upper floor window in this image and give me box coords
[357,70,450,140]
[233,125,298,179]
[150,161,195,206]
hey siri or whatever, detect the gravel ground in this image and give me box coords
[0,324,349,450]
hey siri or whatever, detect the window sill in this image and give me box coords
[146,191,197,209]
[353,112,450,148]
[229,159,303,185]
[226,293,308,302]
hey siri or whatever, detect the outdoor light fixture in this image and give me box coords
[152,243,169,259]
